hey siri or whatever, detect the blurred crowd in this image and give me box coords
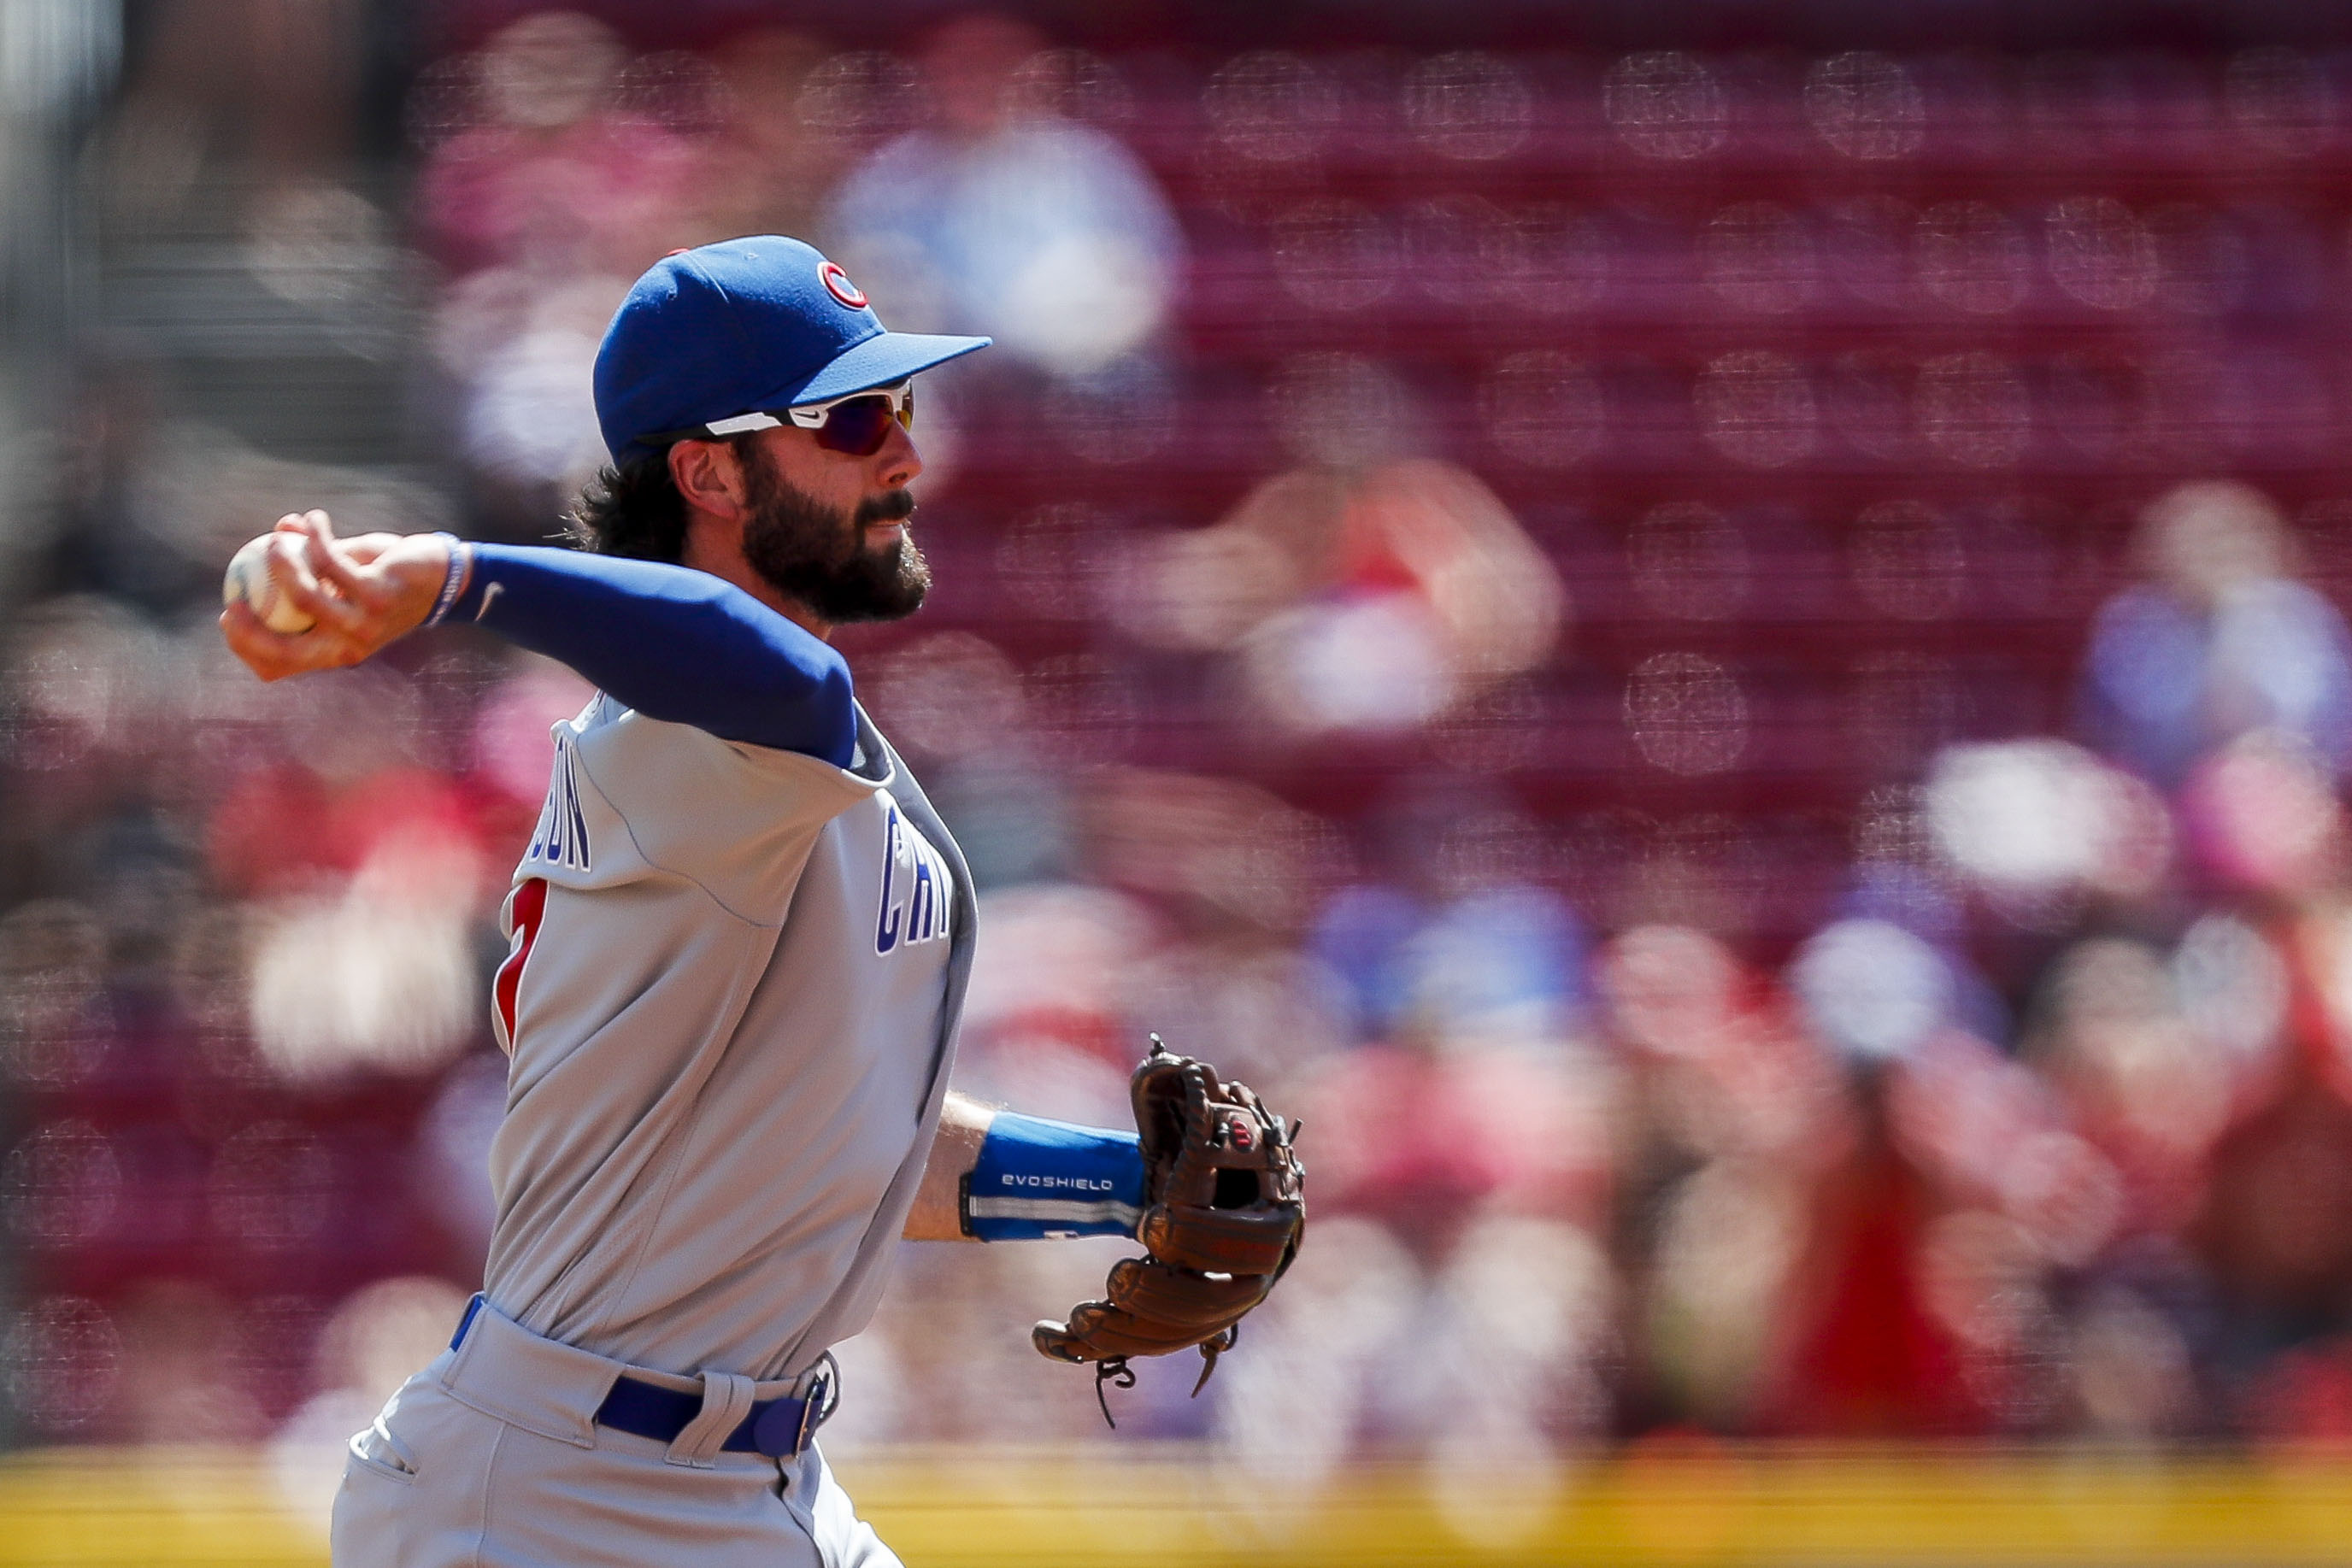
[14,0,2352,1530]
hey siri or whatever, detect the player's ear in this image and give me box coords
[668,438,748,520]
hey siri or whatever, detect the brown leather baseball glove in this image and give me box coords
[1032,1037,1306,1423]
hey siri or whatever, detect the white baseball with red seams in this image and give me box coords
[221,534,318,634]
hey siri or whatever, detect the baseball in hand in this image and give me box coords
[222,534,318,635]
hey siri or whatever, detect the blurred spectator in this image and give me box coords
[1599,926,1853,1429]
[1122,439,1565,740]
[825,15,1182,375]
[415,13,715,502]
[91,0,364,228]
[415,12,685,278]
[2017,918,2290,1371]
[2082,481,2352,789]
[693,30,843,244]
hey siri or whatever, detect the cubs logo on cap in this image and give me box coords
[591,236,990,463]
[819,262,867,310]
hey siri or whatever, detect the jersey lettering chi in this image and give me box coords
[525,730,591,874]
[875,796,953,956]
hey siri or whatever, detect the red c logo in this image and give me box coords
[819,262,868,309]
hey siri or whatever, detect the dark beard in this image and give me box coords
[738,449,931,624]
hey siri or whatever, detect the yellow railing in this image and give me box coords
[8,1444,2352,1565]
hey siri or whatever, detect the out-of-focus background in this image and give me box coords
[16,0,2352,1562]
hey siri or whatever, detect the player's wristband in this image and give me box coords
[961,1113,1146,1241]
[424,533,473,627]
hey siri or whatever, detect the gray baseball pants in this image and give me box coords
[330,1301,900,1567]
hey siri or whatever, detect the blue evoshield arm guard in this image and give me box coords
[961,1113,1146,1240]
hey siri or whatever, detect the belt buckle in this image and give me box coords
[795,1355,838,1453]
[793,1381,825,1455]
[750,1359,836,1459]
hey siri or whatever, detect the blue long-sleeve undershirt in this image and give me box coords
[449,544,857,767]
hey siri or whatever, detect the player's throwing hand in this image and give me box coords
[219,510,456,681]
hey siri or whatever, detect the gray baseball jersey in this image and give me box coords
[478,694,973,1382]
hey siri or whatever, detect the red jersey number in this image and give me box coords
[493,878,549,1053]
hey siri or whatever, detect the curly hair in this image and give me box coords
[563,454,691,563]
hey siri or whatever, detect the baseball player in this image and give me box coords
[220,236,1302,1568]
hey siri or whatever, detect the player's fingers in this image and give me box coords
[294,525,378,606]
[277,567,369,640]
[266,535,368,631]
[288,521,407,621]
[219,602,321,681]
[279,508,351,573]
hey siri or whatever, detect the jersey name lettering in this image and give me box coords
[874,800,953,955]
[526,731,591,872]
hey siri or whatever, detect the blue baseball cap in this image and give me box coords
[592,235,991,464]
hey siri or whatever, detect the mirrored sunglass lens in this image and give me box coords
[814,396,897,455]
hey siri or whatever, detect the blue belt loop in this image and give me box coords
[449,1293,485,1352]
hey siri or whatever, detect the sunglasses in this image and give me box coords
[665,381,915,457]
